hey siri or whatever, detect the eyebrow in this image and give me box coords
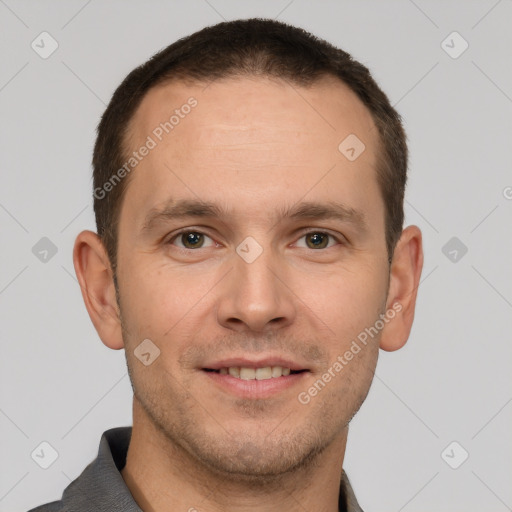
[140,198,368,233]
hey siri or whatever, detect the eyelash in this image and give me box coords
[165,228,344,251]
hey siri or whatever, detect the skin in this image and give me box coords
[73,75,423,512]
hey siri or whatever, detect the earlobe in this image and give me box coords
[72,230,125,350]
[379,225,424,352]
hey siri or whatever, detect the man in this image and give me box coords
[30,17,423,512]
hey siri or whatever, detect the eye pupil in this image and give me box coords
[183,232,203,248]
[307,233,328,249]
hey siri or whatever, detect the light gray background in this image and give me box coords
[1,1,511,511]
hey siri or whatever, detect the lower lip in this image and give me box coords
[201,370,309,399]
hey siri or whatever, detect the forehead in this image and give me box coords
[120,75,382,231]
[129,74,377,154]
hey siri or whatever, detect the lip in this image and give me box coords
[201,356,308,372]
[201,369,309,399]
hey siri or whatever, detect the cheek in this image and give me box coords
[118,259,217,350]
[300,262,388,344]
[121,254,181,307]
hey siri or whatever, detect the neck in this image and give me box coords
[121,398,348,512]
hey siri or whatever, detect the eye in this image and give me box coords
[168,230,216,250]
[166,229,342,251]
[295,231,341,250]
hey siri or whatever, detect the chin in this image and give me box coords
[181,428,332,484]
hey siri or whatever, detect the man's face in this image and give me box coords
[115,76,390,477]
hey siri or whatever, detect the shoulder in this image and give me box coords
[26,426,135,512]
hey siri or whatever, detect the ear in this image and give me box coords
[380,225,424,352]
[72,230,124,350]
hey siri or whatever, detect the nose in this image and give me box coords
[216,243,297,333]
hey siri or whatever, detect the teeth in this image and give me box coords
[228,367,240,378]
[255,367,272,380]
[240,367,256,380]
[218,366,294,380]
[271,366,283,377]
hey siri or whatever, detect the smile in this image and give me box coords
[205,366,307,380]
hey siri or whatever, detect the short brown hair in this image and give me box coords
[93,18,407,276]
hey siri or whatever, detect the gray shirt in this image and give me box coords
[28,426,364,512]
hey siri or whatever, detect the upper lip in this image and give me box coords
[202,356,309,371]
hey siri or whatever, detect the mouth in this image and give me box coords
[200,358,311,399]
[202,366,308,380]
